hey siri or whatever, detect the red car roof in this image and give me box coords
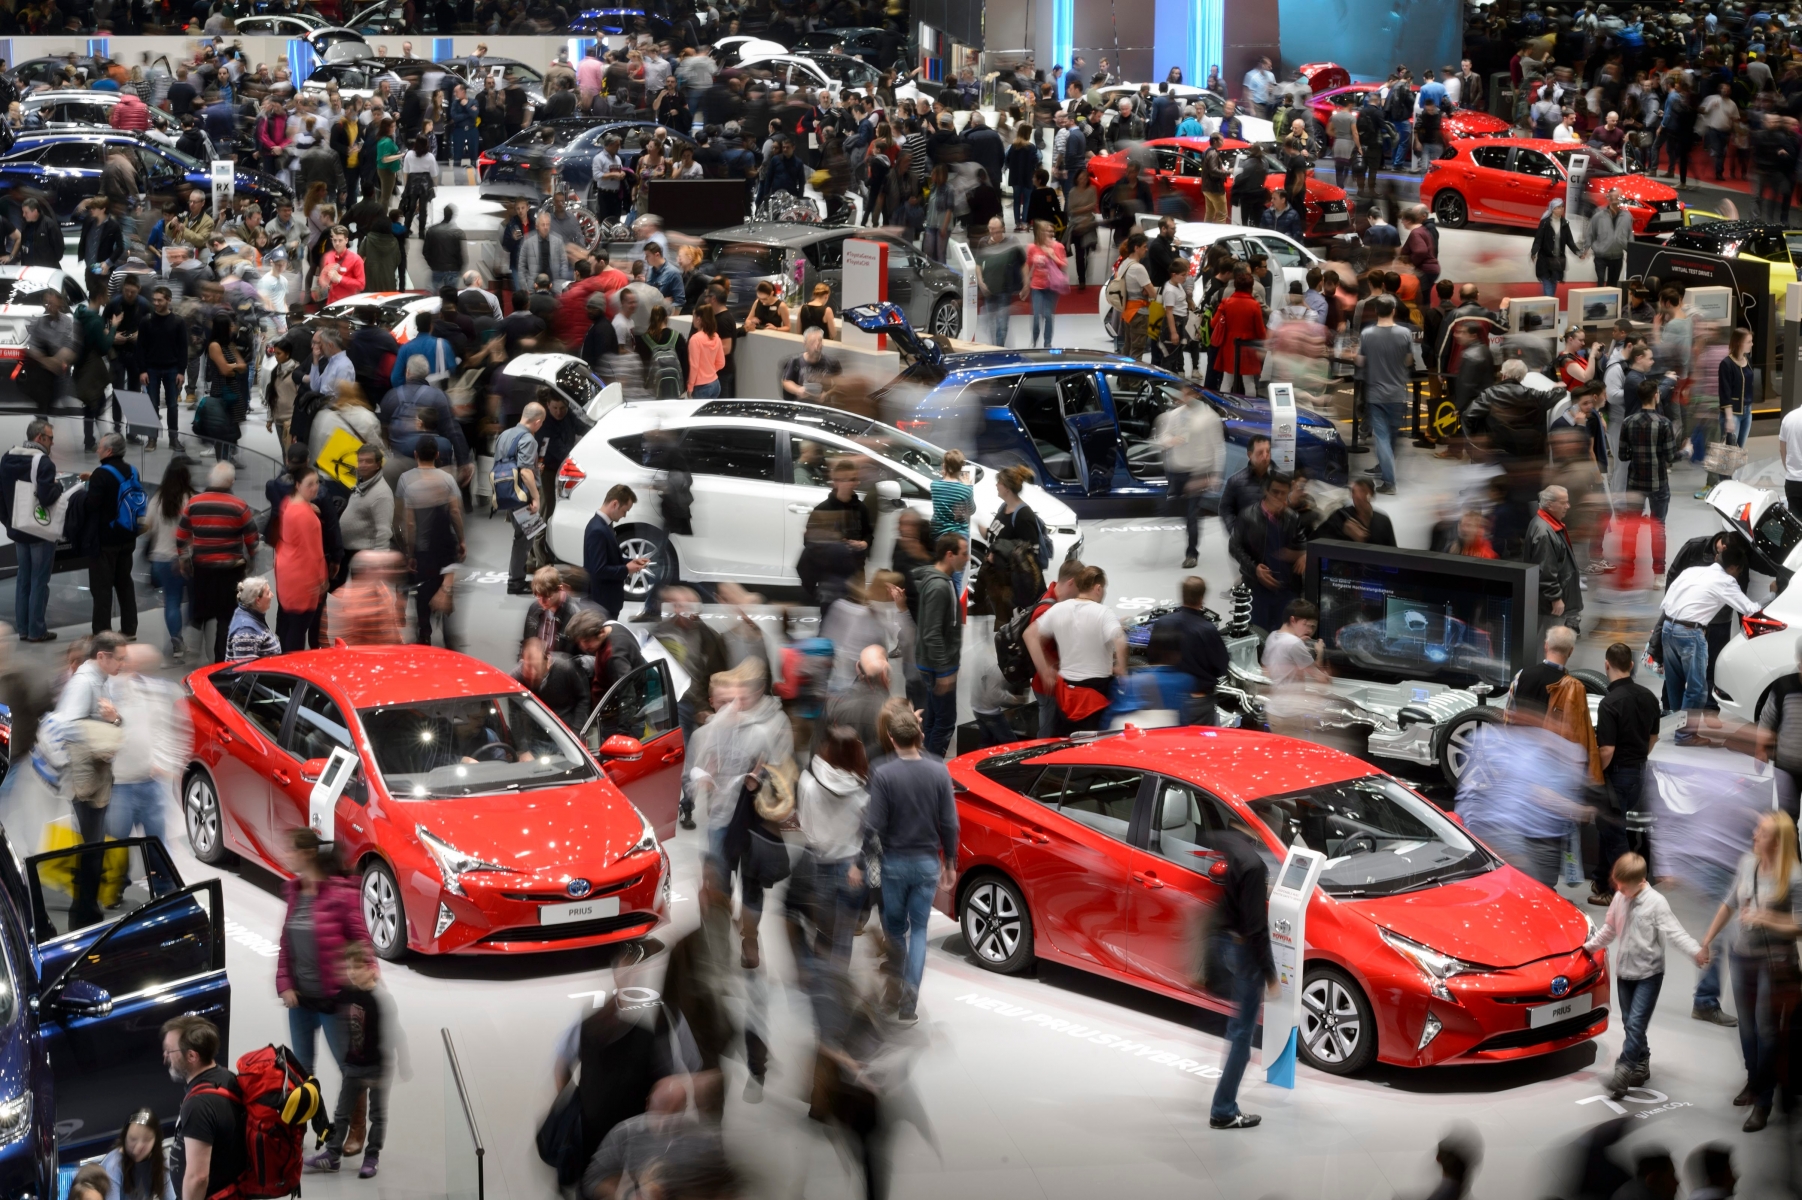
[962,727,1375,806]
[207,645,526,709]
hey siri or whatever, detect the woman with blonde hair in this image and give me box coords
[1700,810,1802,1130]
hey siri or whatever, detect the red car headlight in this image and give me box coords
[1379,927,1486,1003]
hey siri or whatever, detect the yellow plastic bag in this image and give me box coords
[37,817,131,909]
[316,427,363,490]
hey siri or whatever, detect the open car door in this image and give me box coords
[23,837,228,1155]
[582,660,683,840]
[843,301,942,368]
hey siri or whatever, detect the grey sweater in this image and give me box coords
[866,753,958,861]
[1587,206,1636,260]
[914,565,960,672]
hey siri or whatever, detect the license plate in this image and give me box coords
[1653,211,1679,224]
[1527,990,1593,1029]
[539,896,620,926]
[1323,211,1349,222]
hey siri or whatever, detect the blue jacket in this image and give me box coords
[389,333,458,388]
[644,261,686,310]
[582,513,629,619]
[379,380,469,465]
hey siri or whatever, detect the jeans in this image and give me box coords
[1733,954,1785,1106]
[325,1065,388,1158]
[1646,486,1670,574]
[691,380,721,398]
[1663,620,1710,721]
[13,537,53,640]
[1729,404,1753,448]
[105,779,167,844]
[1616,972,1663,1068]
[89,544,136,636]
[1367,399,1404,487]
[1030,288,1057,348]
[1011,189,1028,227]
[1167,471,1203,556]
[879,853,940,1014]
[288,1003,344,1078]
[70,800,107,926]
[975,709,1015,748]
[1389,119,1412,168]
[922,667,957,756]
[1705,126,1730,176]
[144,366,183,441]
[1538,276,1560,297]
[151,557,185,647]
[431,270,460,293]
[1037,693,1057,737]
[1595,256,1624,287]
[1209,935,1267,1122]
[451,126,477,165]
[1692,857,1737,1011]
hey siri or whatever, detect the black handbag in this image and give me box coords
[534,1079,585,1187]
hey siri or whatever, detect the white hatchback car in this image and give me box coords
[1100,219,1323,317]
[1702,480,1802,724]
[546,396,1083,598]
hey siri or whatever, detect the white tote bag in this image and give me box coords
[9,448,68,542]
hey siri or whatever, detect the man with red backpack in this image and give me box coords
[163,1016,248,1200]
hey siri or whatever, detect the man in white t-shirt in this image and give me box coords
[1780,403,1802,513]
[1699,83,1740,180]
[1025,564,1127,734]
[1262,599,1325,684]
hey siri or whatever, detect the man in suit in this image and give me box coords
[582,484,650,620]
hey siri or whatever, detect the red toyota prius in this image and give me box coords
[182,645,681,958]
[943,727,1609,1073]
[1085,137,1351,238]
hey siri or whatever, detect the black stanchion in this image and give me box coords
[1347,378,1371,455]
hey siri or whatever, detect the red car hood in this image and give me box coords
[405,782,647,877]
[1444,112,1510,138]
[1338,867,1590,968]
[1596,173,1678,204]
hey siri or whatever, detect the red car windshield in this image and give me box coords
[359,693,597,797]
[1248,776,1492,896]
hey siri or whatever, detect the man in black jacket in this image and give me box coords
[583,484,650,620]
[140,286,189,450]
[1,419,63,642]
[1218,434,1272,538]
[422,205,466,292]
[83,432,139,637]
[1234,144,1269,227]
[1313,477,1397,545]
[1228,471,1306,631]
[1207,823,1276,1129]
[960,111,1005,181]
[1151,575,1230,725]
[1525,484,1582,632]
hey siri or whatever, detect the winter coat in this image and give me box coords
[686,694,793,832]
[275,876,370,999]
[1529,214,1583,281]
[798,758,870,861]
[1524,511,1582,617]
[1211,289,1267,378]
[360,229,402,292]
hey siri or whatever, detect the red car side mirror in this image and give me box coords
[598,734,644,761]
[300,757,329,784]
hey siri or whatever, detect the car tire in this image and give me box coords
[361,859,409,961]
[183,770,233,866]
[930,296,961,339]
[1434,705,1503,785]
[1570,668,1608,696]
[1433,190,1468,229]
[1298,964,1377,1075]
[959,872,1034,974]
[614,525,675,600]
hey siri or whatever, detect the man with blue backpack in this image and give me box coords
[82,431,146,637]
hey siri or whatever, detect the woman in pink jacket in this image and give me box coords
[272,471,328,652]
[276,828,369,1078]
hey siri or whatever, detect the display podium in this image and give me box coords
[308,746,359,840]
[1263,844,1327,1088]
[1268,382,1297,473]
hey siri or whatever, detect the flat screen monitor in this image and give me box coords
[1280,856,1311,892]
[1306,541,1538,687]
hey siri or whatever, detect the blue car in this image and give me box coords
[0,132,292,224]
[847,303,1349,516]
[570,7,674,37]
[0,825,228,1197]
[478,120,694,193]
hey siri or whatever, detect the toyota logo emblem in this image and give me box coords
[567,879,593,899]
[1550,976,1571,999]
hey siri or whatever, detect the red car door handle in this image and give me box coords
[218,731,234,744]
[1017,829,1050,845]
[1132,871,1164,889]
[272,769,291,786]
[661,750,683,764]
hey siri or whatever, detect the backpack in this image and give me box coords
[994,603,1038,691]
[643,331,683,399]
[100,462,147,534]
[287,387,329,450]
[491,424,534,512]
[187,1045,322,1200]
[1103,260,1129,312]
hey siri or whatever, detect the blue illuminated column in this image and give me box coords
[1051,0,1072,79]
[432,37,455,63]
[289,40,319,90]
[86,37,107,58]
[1155,0,1220,87]
[1195,0,1222,87]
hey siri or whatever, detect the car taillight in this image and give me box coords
[477,152,494,172]
[556,457,586,499]
[897,418,933,436]
[1744,612,1788,639]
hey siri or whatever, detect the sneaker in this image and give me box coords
[1375,482,1397,495]
[896,1008,919,1026]
[304,1152,340,1173]
[1693,1005,1739,1027]
[1181,555,1198,569]
[170,642,186,662]
[1587,888,1613,906]
[1209,1113,1262,1129]
[358,1154,379,1179]
[679,814,696,830]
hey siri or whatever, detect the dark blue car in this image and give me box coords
[848,303,1350,516]
[0,825,228,1197]
[478,120,695,193]
[570,7,674,37]
[0,132,292,224]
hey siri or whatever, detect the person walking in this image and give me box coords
[0,419,64,643]
[105,643,189,854]
[1209,270,1266,394]
[1355,295,1413,494]
[1529,198,1586,298]
[271,470,328,652]
[793,724,871,978]
[81,432,141,637]
[1156,387,1224,568]
[1455,715,1590,887]
[1698,811,1802,1131]
[1595,641,1662,904]
[1622,378,1682,580]
[160,1016,247,1200]
[1025,564,1127,735]
[1525,485,1583,632]
[1229,472,1307,630]
[395,437,464,647]
[1206,815,1277,1130]
[865,707,957,1025]
[1024,220,1068,351]
[176,462,259,664]
[306,942,394,1178]
[1582,852,1707,1099]
[277,827,368,1080]
[913,532,967,757]
[1328,96,1359,190]
[1588,190,1635,287]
